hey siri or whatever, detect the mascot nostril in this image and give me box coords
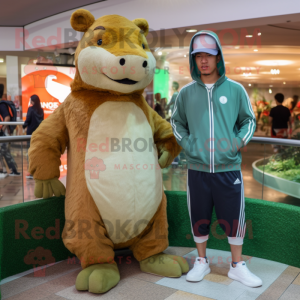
[143,61,148,68]
[119,58,125,66]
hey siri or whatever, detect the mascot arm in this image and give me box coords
[29,102,69,182]
[149,107,182,168]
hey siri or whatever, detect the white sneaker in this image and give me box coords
[186,257,210,282]
[0,171,8,178]
[228,261,262,287]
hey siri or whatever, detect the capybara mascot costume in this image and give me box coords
[29,9,188,294]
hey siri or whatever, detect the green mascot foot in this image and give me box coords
[140,253,189,277]
[76,263,120,294]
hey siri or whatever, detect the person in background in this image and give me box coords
[160,97,167,112]
[165,81,179,115]
[154,102,165,118]
[289,95,299,132]
[154,93,165,118]
[269,93,292,140]
[23,94,44,179]
[0,84,20,176]
[289,95,299,113]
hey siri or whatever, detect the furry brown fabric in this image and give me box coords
[70,9,95,32]
[29,11,181,269]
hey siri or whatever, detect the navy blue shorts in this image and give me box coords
[187,169,246,245]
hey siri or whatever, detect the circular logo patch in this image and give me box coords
[219,96,227,104]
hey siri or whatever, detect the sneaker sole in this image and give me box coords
[228,272,262,287]
[186,268,211,282]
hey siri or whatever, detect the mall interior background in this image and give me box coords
[0,0,299,207]
[0,2,300,300]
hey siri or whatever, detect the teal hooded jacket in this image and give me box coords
[170,30,256,173]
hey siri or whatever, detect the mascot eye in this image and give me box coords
[97,39,102,46]
[142,44,145,49]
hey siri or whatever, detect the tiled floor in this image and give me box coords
[0,140,299,208]
[1,247,300,300]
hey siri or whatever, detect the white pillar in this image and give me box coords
[6,56,20,101]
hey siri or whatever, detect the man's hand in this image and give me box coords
[34,178,66,199]
[158,151,174,169]
[2,115,10,133]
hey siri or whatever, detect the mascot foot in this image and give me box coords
[140,253,189,277]
[76,263,120,294]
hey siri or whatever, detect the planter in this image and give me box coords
[252,157,300,199]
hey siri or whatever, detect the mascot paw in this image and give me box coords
[76,263,120,294]
[158,151,174,169]
[34,178,66,199]
[140,253,189,277]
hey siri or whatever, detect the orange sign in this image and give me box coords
[21,62,75,120]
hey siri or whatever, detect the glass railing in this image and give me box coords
[164,136,300,206]
[0,121,26,136]
[0,134,299,208]
[0,134,67,207]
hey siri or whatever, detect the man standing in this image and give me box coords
[171,31,261,287]
[0,84,20,176]
[166,81,179,115]
[269,93,292,139]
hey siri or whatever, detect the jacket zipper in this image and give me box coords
[206,86,214,173]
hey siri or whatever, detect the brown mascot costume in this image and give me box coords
[29,9,189,294]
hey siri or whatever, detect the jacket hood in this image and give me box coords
[189,30,226,85]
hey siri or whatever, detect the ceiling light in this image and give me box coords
[258,32,262,36]
[184,55,187,57]
[271,69,280,74]
[246,35,253,38]
[256,60,292,66]
[254,49,258,51]
[269,89,272,93]
[249,84,251,86]
[158,51,162,56]
[283,82,286,84]
[235,46,240,49]
[186,29,197,32]
[243,72,252,77]
[0,58,3,63]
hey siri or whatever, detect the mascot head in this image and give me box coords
[70,9,155,95]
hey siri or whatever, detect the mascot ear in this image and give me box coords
[71,9,95,32]
[132,18,149,36]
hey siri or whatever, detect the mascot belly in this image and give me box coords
[85,101,162,244]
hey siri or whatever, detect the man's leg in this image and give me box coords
[1,142,19,175]
[212,170,262,287]
[186,169,213,282]
[196,241,207,258]
[230,244,242,266]
[212,170,245,264]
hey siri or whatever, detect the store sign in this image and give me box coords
[21,61,75,119]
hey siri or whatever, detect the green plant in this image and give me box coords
[258,133,300,182]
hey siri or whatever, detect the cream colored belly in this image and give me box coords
[85,101,162,244]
